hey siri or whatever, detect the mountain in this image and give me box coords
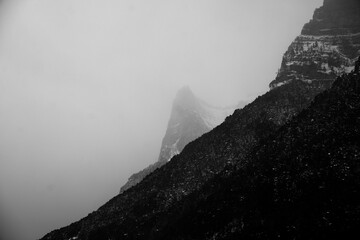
[154,59,360,240]
[270,0,360,89]
[119,87,243,193]
[157,86,243,164]
[40,1,359,239]
[40,76,328,240]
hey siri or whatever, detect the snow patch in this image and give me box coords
[168,138,180,161]
[67,236,78,240]
[271,80,293,89]
[300,32,360,39]
[200,103,234,129]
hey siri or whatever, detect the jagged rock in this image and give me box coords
[270,0,360,89]
[119,87,243,193]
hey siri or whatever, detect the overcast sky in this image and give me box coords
[0,1,322,240]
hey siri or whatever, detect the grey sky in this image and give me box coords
[0,1,322,240]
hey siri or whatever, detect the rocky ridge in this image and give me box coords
[270,0,360,89]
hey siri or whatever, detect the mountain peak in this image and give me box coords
[161,86,237,162]
[177,85,193,95]
[119,86,240,193]
[173,86,198,110]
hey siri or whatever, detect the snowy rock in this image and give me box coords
[270,0,360,89]
[158,86,238,163]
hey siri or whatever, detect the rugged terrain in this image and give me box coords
[154,63,360,240]
[120,87,241,193]
[270,0,360,89]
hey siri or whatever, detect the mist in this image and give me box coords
[0,1,322,240]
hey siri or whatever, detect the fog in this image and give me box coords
[0,1,322,239]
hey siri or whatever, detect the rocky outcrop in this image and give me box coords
[270,0,360,89]
[119,87,242,193]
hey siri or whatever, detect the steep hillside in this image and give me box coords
[120,87,240,193]
[270,0,360,89]
[156,62,360,240]
[41,79,327,240]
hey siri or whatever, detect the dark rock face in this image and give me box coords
[270,0,360,89]
[119,87,240,193]
[333,56,360,92]
[302,0,360,36]
[155,66,360,240]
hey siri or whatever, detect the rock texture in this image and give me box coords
[270,0,360,89]
[119,87,242,193]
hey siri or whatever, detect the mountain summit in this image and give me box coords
[120,87,242,193]
[270,0,360,89]
[158,86,238,163]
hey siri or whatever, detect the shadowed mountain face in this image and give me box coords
[119,87,242,193]
[155,63,360,240]
[40,1,359,239]
[270,0,360,89]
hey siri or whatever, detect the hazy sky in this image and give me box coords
[0,0,322,239]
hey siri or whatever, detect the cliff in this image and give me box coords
[270,0,360,89]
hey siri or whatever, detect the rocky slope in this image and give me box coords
[270,0,360,89]
[40,1,359,239]
[153,61,360,240]
[40,79,328,240]
[120,87,242,193]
